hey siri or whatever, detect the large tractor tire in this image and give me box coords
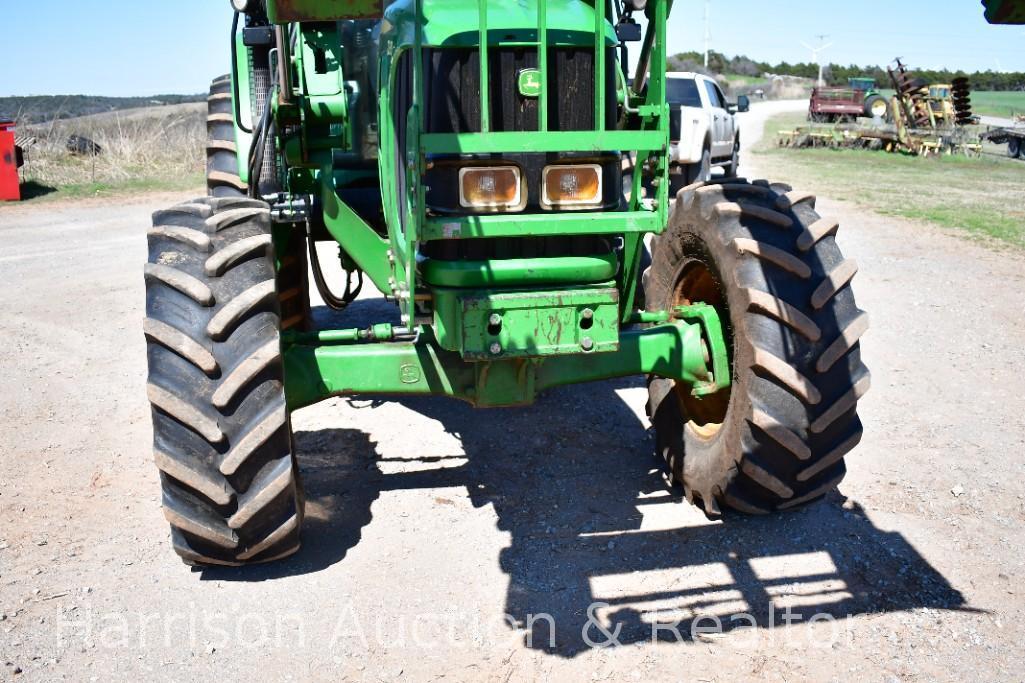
[144,197,305,566]
[864,94,888,119]
[206,75,248,197]
[205,74,311,332]
[645,179,870,514]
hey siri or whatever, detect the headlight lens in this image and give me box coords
[543,164,603,208]
[458,166,522,210]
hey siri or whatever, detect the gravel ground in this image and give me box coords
[0,102,1023,681]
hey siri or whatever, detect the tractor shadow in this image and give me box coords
[366,385,971,656]
[202,297,969,656]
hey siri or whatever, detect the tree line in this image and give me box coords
[669,50,1025,91]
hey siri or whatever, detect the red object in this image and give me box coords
[0,118,20,202]
[809,87,866,120]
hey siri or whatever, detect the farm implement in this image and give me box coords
[808,77,888,123]
[780,59,981,157]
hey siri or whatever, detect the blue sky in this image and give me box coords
[1,1,1021,96]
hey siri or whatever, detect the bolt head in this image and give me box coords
[489,313,503,326]
[490,342,502,355]
[581,337,595,351]
[581,308,594,320]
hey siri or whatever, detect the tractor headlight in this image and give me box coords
[458,166,523,210]
[542,164,603,208]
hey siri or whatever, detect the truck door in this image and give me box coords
[702,79,728,157]
[713,82,736,152]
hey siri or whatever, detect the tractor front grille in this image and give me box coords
[415,46,623,266]
[424,47,617,133]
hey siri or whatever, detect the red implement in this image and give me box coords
[0,119,20,202]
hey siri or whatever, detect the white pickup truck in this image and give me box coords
[666,72,749,190]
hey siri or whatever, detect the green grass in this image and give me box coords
[756,113,1025,249]
[722,73,765,88]
[970,91,1025,119]
[20,173,206,203]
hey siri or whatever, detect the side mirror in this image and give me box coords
[615,20,642,42]
[736,95,751,113]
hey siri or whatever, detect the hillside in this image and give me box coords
[14,103,206,201]
[0,94,205,124]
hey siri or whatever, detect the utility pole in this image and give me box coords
[703,0,710,69]
[801,34,833,86]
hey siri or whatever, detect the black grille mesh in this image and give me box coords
[425,47,617,134]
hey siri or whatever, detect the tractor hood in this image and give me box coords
[382,0,617,49]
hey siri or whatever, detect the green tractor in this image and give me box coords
[143,0,869,566]
[848,77,889,119]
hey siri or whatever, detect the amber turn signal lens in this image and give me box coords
[458,166,522,209]
[543,164,602,207]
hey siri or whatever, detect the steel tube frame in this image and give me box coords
[283,319,715,410]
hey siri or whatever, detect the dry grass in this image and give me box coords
[754,112,1025,249]
[17,103,206,199]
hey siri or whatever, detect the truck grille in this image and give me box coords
[424,47,617,134]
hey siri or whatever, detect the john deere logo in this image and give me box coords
[518,69,542,98]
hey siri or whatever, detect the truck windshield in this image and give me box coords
[667,78,702,107]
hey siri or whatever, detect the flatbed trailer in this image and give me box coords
[981,125,1025,158]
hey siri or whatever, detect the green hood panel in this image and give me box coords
[383,0,617,48]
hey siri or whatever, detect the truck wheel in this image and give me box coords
[667,165,689,196]
[724,140,740,178]
[1008,138,1022,159]
[864,94,887,119]
[646,179,870,514]
[685,148,712,185]
[144,197,305,566]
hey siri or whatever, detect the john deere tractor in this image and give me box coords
[143,0,869,566]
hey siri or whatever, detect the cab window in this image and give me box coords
[703,80,725,109]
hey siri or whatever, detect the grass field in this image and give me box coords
[755,112,1025,249]
[11,104,206,202]
[722,73,766,87]
[971,91,1025,119]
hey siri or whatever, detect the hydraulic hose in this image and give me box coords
[306,221,364,311]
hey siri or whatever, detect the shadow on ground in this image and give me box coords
[201,298,969,657]
[18,180,58,200]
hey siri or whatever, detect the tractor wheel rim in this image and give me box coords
[671,259,732,440]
